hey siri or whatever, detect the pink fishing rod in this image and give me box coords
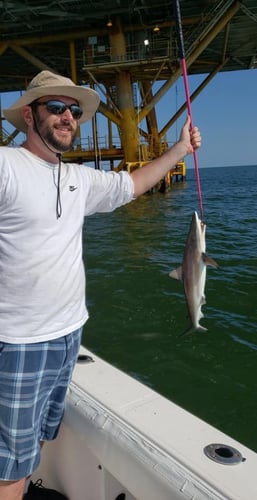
[173,0,204,221]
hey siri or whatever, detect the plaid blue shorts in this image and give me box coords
[0,328,82,481]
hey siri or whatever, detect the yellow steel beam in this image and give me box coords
[69,41,83,144]
[138,65,182,124]
[140,81,160,157]
[222,23,231,62]
[9,43,53,72]
[86,70,122,118]
[0,43,8,56]
[2,129,20,146]
[4,18,201,47]
[0,3,241,167]
[138,0,241,124]
[69,41,77,83]
[159,58,230,139]
[186,2,240,68]
[109,17,139,161]
[98,102,121,127]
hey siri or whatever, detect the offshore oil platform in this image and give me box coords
[0,0,256,190]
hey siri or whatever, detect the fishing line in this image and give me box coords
[172,0,204,221]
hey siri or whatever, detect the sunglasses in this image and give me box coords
[31,100,83,120]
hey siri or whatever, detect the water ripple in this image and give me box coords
[83,165,257,452]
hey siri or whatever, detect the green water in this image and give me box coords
[82,165,257,452]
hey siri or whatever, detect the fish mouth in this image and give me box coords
[192,212,206,235]
[200,220,206,232]
[193,211,206,234]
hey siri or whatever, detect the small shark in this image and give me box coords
[169,211,218,335]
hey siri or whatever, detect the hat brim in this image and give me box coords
[4,85,100,133]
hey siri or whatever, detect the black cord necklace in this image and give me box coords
[31,111,63,219]
[55,153,62,219]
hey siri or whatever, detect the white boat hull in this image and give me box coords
[33,346,257,499]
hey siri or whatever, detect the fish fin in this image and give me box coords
[200,295,206,306]
[202,253,218,268]
[169,266,183,281]
[179,324,208,337]
[196,325,208,333]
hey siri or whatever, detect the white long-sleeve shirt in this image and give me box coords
[0,147,134,343]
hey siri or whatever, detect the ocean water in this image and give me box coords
[82,164,257,452]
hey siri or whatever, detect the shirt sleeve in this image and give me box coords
[83,169,135,216]
[0,154,11,204]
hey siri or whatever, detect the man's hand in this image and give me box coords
[179,115,202,154]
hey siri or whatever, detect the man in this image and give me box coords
[0,70,201,500]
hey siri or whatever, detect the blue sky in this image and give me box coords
[160,69,257,169]
[2,68,257,169]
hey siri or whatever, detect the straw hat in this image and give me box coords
[4,70,100,132]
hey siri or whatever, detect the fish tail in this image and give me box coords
[179,324,208,337]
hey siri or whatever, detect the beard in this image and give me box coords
[44,127,76,153]
[33,114,77,153]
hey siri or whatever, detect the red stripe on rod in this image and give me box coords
[181,59,204,221]
[173,0,204,221]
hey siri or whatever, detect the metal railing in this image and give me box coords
[83,38,175,67]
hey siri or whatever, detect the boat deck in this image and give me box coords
[32,346,257,500]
